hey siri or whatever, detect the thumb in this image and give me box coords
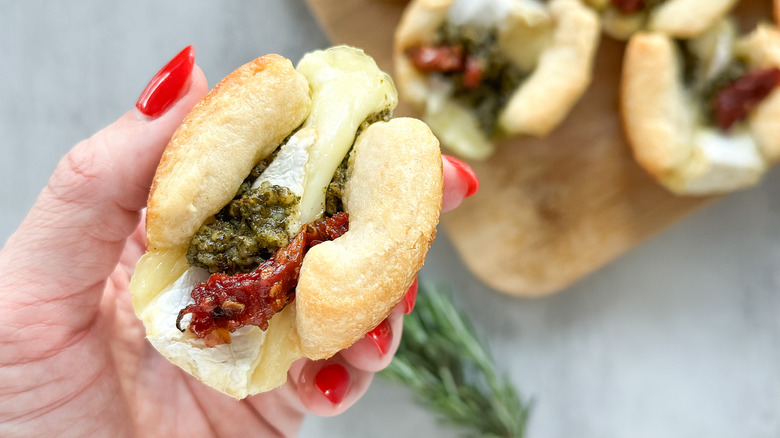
[0,47,208,319]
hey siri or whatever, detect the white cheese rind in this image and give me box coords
[251,126,318,234]
[668,129,766,195]
[140,267,268,399]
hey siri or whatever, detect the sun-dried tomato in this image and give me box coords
[462,57,483,89]
[176,212,349,346]
[714,67,780,131]
[611,0,646,14]
[406,45,465,73]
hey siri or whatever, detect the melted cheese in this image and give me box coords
[668,129,765,195]
[251,126,318,234]
[295,46,398,224]
[252,46,398,236]
[141,267,268,399]
[687,19,737,82]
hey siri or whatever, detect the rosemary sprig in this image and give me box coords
[380,285,532,437]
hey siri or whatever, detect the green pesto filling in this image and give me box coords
[186,180,299,275]
[357,109,392,136]
[324,153,350,217]
[187,112,390,274]
[434,23,526,136]
[677,40,747,125]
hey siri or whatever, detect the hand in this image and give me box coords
[0,46,478,437]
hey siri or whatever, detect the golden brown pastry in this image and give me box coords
[621,18,780,195]
[585,0,738,40]
[130,46,443,399]
[394,0,600,159]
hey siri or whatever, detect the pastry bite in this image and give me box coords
[584,0,738,40]
[621,18,780,195]
[129,46,443,398]
[394,0,600,159]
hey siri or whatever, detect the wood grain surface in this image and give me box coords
[305,0,771,296]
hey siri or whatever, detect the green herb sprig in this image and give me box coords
[380,285,532,437]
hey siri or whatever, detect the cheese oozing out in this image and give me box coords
[668,128,765,195]
[254,46,397,231]
[296,46,397,224]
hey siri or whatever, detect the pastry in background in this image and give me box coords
[584,0,738,40]
[395,0,600,159]
[621,18,780,195]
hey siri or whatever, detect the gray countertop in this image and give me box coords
[2,1,779,436]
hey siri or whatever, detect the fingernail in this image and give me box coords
[366,319,393,355]
[402,279,418,314]
[315,364,350,405]
[136,46,195,118]
[443,155,479,198]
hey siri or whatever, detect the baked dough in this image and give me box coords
[621,20,780,195]
[146,54,311,250]
[585,0,738,40]
[394,0,600,159]
[130,47,443,398]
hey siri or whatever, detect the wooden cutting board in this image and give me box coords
[305,0,771,297]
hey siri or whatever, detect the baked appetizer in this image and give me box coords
[395,0,600,159]
[129,46,443,398]
[584,0,738,40]
[622,18,780,195]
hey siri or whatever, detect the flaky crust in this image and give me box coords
[498,0,600,137]
[394,0,450,109]
[394,0,599,155]
[621,33,694,179]
[648,0,737,39]
[621,24,780,195]
[600,0,737,40]
[739,24,780,162]
[296,118,442,358]
[146,55,312,249]
[131,53,443,398]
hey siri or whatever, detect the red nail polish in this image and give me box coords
[315,364,350,405]
[367,319,393,355]
[444,155,479,198]
[136,46,195,118]
[403,279,418,314]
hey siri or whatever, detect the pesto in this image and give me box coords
[186,112,389,274]
[434,23,526,136]
[325,154,349,216]
[357,109,392,136]
[187,181,299,274]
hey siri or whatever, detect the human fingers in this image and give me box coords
[339,279,417,372]
[0,46,208,325]
[293,355,374,417]
[442,155,479,212]
[287,280,417,416]
[118,212,148,277]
